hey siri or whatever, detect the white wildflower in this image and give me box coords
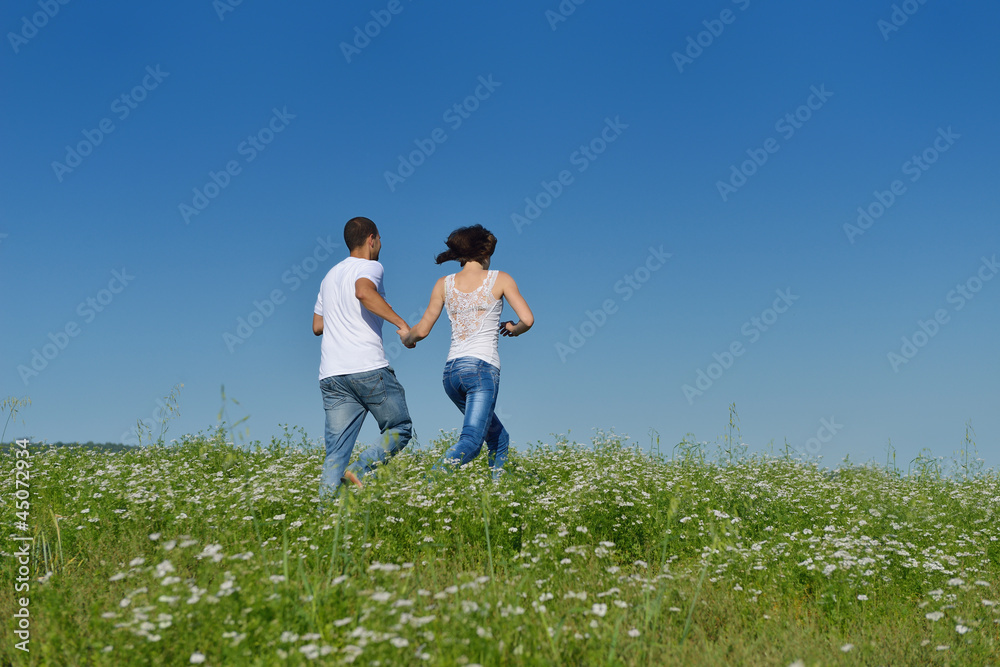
[154,561,175,578]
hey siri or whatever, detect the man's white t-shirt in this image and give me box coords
[314,257,389,379]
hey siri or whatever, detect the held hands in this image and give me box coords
[401,320,521,345]
[397,326,416,349]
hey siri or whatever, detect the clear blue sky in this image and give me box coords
[3,1,998,469]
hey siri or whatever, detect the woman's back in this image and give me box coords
[444,269,503,368]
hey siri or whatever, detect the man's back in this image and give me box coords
[315,257,388,378]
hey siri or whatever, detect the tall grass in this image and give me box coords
[1,427,998,665]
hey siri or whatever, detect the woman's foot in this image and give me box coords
[342,470,364,489]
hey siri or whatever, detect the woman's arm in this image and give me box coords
[405,277,446,346]
[497,272,534,337]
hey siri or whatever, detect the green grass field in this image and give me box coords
[2,428,999,666]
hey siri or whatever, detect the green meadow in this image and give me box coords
[2,423,999,666]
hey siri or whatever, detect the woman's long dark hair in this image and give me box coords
[435,225,497,265]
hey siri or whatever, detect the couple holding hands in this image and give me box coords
[312,217,534,500]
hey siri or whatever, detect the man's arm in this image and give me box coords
[355,278,409,333]
[312,313,323,336]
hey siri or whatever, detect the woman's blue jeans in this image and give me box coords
[436,357,509,478]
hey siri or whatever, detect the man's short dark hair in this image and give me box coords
[344,217,379,251]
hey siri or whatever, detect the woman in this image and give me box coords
[404,225,534,478]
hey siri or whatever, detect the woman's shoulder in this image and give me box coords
[492,270,515,285]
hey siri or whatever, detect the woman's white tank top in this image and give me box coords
[444,270,503,369]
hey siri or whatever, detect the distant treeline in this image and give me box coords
[0,441,139,453]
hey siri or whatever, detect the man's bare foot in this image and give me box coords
[342,470,363,489]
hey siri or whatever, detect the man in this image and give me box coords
[313,216,414,499]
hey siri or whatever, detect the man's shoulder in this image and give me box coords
[319,258,385,295]
[337,256,383,269]
[353,258,385,278]
[326,256,383,274]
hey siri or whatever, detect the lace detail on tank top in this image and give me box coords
[445,271,500,342]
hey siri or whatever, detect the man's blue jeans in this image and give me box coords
[319,366,412,497]
[436,357,509,477]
